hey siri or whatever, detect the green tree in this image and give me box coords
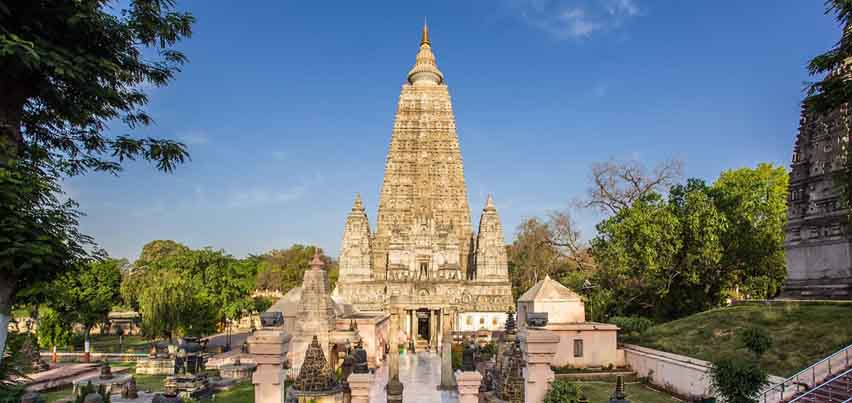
[0,0,194,363]
[138,269,199,340]
[36,305,72,352]
[739,327,773,359]
[253,245,337,293]
[507,218,566,299]
[589,164,788,320]
[49,259,123,351]
[710,358,769,403]
[712,164,788,299]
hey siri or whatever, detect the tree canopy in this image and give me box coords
[589,163,788,320]
[0,0,195,362]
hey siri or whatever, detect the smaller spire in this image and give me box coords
[353,193,364,211]
[422,17,430,45]
[310,248,325,271]
[485,194,496,211]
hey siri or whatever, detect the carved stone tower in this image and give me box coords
[335,23,514,349]
[340,194,373,281]
[373,22,473,278]
[475,195,510,282]
[783,27,852,299]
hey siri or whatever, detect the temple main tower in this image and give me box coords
[373,23,474,279]
[335,23,513,349]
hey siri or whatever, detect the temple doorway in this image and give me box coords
[416,309,430,342]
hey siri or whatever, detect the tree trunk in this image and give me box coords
[0,271,17,365]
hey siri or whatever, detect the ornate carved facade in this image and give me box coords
[783,30,852,299]
[335,24,513,347]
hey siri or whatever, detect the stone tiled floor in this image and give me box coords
[369,351,459,403]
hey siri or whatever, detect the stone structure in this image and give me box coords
[289,335,343,403]
[783,26,852,299]
[219,357,256,380]
[247,317,291,403]
[456,370,483,403]
[386,304,404,403]
[335,22,513,352]
[136,344,176,376]
[522,329,560,403]
[517,275,621,368]
[347,373,374,403]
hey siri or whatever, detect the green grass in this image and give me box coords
[576,381,680,403]
[631,302,852,376]
[88,335,153,353]
[211,381,254,403]
[40,363,166,403]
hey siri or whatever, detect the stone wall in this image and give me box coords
[623,344,784,400]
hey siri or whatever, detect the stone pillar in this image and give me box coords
[348,373,374,403]
[438,312,457,390]
[429,309,437,350]
[386,305,404,403]
[455,371,482,403]
[411,310,418,351]
[247,328,291,403]
[523,329,560,403]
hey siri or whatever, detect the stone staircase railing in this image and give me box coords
[762,343,852,403]
[788,367,852,403]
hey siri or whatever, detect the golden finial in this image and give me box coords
[421,17,430,46]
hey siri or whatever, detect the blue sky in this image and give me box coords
[70,0,840,261]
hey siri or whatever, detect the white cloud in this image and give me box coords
[507,0,642,40]
[225,186,305,208]
[178,130,210,145]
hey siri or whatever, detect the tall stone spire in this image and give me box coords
[407,20,444,85]
[340,193,373,281]
[373,23,473,277]
[475,195,509,282]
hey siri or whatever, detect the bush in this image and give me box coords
[738,327,773,358]
[544,379,583,403]
[451,343,463,370]
[709,358,769,403]
[609,316,654,340]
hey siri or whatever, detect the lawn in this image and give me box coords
[575,381,680,403]
[87,335,153,354]
[631,301,852,376]
[41,370,166,402]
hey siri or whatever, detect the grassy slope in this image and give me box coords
[631,302,852,376]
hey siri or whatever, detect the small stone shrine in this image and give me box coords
[219,357,257,380]
[498,339,525,403]
[610,376,631,403]
[137,343,176,375]
[162,337,211,400]
[72,361,133,397]
[288,335,343,403]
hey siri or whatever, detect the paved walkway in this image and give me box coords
[369,351,459,403]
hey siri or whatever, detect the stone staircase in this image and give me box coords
[762,343,852,403]
[789,367,852,403]
[413,336,430,352]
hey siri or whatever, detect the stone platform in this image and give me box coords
[369,351,458,403]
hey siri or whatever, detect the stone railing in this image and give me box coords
[39,352,147,363]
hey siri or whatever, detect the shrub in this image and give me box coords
[544,379,583,403]
[738,327,773,358]
[609,316,654,340]
[709,358,769,403]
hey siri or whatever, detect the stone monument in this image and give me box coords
[783,26,852,299]
[247,309,291,403]
[289,335,342,403]
[334,23,514,346]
